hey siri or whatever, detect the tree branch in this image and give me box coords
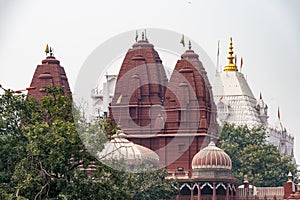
[34,181,49,200]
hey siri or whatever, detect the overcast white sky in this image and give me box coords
[0,0,299,165]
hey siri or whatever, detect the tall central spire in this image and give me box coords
[224,37,238,71]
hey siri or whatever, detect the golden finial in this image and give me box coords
[45,44,49,56]
[224,37,238,71]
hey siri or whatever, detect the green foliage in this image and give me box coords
[0,87,177,199]
[219,122,297,187]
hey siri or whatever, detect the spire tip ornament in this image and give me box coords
[224,37,238,72]
[45,44,49,56]
[49,47,54,57]
[142,32,145,40]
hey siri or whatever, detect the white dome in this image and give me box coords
[97,131,159,166]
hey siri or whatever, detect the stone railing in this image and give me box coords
[237,187,284,200]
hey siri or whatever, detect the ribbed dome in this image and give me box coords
[97,131,159,166]
[192,141,232,170]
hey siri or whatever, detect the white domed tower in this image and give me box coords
[213,38,266,127]
[213,38,296,163]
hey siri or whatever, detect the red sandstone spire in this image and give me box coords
[164,42,218,136]
[162,42,219,172]
[109,36,168,133]
[27,45,71,99]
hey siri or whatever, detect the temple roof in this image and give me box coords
[27,47,71,100]
[213,39,263,126]
[109,35,168,133]
[214,71,255,97]
[164,41,219,136]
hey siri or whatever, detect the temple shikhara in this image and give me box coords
[25,34,298,199]
[27,45,71,99]
[213,38,295,164]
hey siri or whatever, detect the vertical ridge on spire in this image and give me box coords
[224,37,238,71]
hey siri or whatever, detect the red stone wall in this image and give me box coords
[284,182,294,199]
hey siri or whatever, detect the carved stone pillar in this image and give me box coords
[226,183,230,200]
[191,184,194,200]
[213,182,216,200]
[198,183,201,200]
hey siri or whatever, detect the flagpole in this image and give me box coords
[217,40,220,72]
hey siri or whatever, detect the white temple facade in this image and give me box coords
[90,74,117,119]
[213,38,295,163]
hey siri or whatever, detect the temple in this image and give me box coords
[213,38,295,163]
[22,37,298,199]
[106,36,219,176]
[102,35,239,198]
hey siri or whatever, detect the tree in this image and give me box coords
[219,122,297,187]
[0,90,29,199]
[0,87,177,199]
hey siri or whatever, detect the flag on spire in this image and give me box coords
[135,30,138,42]
[259,92,262,100]
[217,40,220,57]
[45,44,49,55]
[217,40,220,70]
[180,34,185,47]
[278,107,281,120]
[241,57,243,69]
[116,94,123,104]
